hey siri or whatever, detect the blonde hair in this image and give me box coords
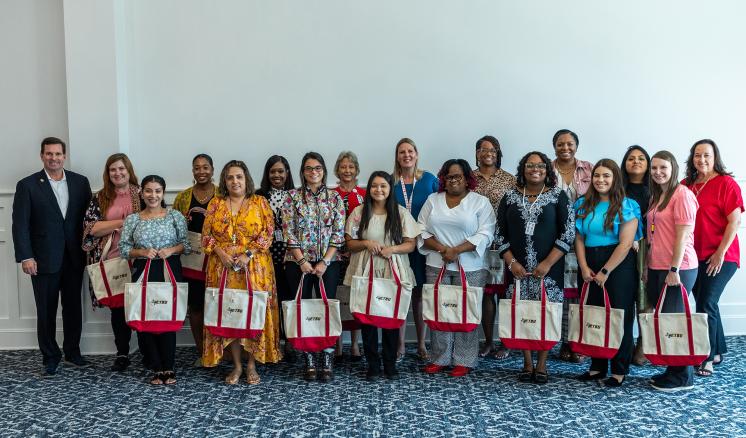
[393,137,424,180]
[334,151,360,182]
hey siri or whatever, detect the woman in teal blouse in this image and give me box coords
[574,160,641,387]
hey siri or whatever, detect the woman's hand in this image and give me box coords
[156,248,173,259]
[580,266,595,283]
[632,240,639,253]
[532,260,551,279]
[706,250,726,277]
[379,246,394,259]
[235,253,251,269]
[364,240,383,255]
[593,271,608,287]
[217,248,234,269]
[313,261,328,277]
[142,248,158,259]
[510,260,528,279]
[300,261,315,275]
[440,247,459,263]
[665,270,681,286]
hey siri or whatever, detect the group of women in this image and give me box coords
[81,131,741,392]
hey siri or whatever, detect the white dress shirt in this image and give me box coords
[45,169,69,219]
[417,191,496,272]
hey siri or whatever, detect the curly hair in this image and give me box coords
[437,159,477,192]
[475,135,503,169]
[515,151,557,188]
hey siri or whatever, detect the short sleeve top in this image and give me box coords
[683,174,744,266]
[574,197,643,247]
[119,209,191,259]
[646,185,699,270]
[394,171,439,219]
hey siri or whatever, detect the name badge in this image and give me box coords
[274,229,284,242]
[525,222,535,236]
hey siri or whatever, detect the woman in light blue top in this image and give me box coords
[574,159,642,388]
[120,175,190,385]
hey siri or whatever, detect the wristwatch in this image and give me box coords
[322,259,331,266]
[600,267,609,275]
[244,249,253,259]
[669,266,678,273]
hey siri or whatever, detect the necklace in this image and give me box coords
[522,184,546,210]
[557,162,575,175]
[228,196,245,244]
[694,173,714,197]
[193,184,214,205]
[400,176,417,212]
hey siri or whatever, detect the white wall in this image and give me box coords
[1,0,744,352]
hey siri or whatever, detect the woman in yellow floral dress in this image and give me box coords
[201,160,282,385]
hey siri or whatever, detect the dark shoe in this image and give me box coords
[334,354,344,364]
[283,345,297,363]
[65,355,91,368]
[366,367,381,382]
[149,373,164,385]
[492,345,510,360]
[533,370,549,385]
[559,343,572,362]
[696,361,714,377]
[303,353,317,381]
[568,351,587,364]
[42,361,60,378]
[651,379,694,392]
[518,370,534,383]
[111,355,130,372]
[319,351,334,383]
[383,364,400,380]
[713,355,723,366]
[349,354,363,363]
[648,370,669,384]
[161,371,177,385]
[602,375,625,387]
[577,371,606,381]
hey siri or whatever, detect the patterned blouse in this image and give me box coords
[280,186,345,263]
[552,158,593,203]
[119,209,190,259]
[257,188,289,265]
[474,168,516,212]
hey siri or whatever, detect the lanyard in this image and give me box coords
[350,187,364,205]
[521,184,546,215]
[400,176,417,212]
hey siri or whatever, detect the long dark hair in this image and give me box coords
[621,145,651,187]
[576,159,626,232]
[685,139,733,185]
[436,159,477,192]
[299,151,328,202]
[515,151,557,189]
[475,135,503,169]
[649,151,680,211]
[257,155,294,195]
[139,175,167,209]
[358,171,403,245]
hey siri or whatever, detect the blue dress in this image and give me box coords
[394,171,439,287]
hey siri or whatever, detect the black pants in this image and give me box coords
[693,261,736,361]
[582,245,636,376]
[110,306,132,356]
[361,324,398,369]
[647,268,698,386]
[131,257,182,372]
[285,261,341,300]
[274,261,292,340]
[30,253,84,365]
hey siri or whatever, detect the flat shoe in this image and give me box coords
[696,362,714,377]
[417,349,430,362]
[423,363,444,374]
[518,370,534,383]
[149,373,164,386]
[225,369,242,385]
[533,371,549,385]
[492,346,510,360]
[602,376,625,387]
[161,371,176,385]
[577,371,606,381]
[246,370,261,385]
[449,365,470,377]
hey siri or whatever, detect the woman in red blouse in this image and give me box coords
[683,139,743,377]
[333,151,367,362]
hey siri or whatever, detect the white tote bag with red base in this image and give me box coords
[335,285,361,330]
[124,259,188,333]
[181,231,208,281]
[639,284,709,366]
[282,274,342,352]
[498,279,562,351]
[204,268,268,339]
[568,282,624,359]
[86,231,131,308]
[350,256,412,329]
[422,263,483,333]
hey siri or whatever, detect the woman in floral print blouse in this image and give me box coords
[281,151,346,382]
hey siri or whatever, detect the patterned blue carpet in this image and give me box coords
[1,337,744,437]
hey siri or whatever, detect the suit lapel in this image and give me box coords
[37,170,64,219]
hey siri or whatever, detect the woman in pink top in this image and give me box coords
[82,153,141,372]
[646,150,699,392]
[683,139,743,377]
[552,129,593,363]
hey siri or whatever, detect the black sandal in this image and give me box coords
[518,370,534,383]
[533,371,549,385]
[161,371,176,385]
[149,373,164,386]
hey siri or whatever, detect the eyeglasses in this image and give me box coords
[303,166,324,173]
[445,175,464,182]
[525,163,547,170]
[478,148,498,155]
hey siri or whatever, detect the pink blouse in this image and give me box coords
[104,191,134,259]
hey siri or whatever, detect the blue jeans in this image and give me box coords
[692,261,737,361]
[646,268,698,386]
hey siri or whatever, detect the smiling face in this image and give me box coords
[303,158,324,186]
[269,161,287,189]
[477,140,498,168]
[337,158,357,185]
[693,143,715,176]
[108,159,130,189]
[397,142,418,171]
[369,176,391,204]
[225,166,246,197]
[523,154,547,186]
[444,163,467,196]
[192,157,213,185]
[625,149,648,178]
[141,181,164,209]
[650,157,673,186]
[554,133,577,162]
[41,143,65,174]
[592,166,614,196]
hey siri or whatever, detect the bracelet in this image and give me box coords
[508,258,517,271]
[296,257,307,266]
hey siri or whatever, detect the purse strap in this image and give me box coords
[653,283,695,357]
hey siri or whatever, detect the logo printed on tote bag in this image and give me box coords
[227,307,244,314]
[150,299,168,305]
[521,318,537,324]
[376,296,392,302]
[442,302,458,309]
[585,322,602,330]
[112,273,128,281]
[665,332,684,339]
[306,316,321,322]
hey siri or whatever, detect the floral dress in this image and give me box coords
[200,195,282,365]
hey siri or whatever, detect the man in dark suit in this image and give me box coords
[12,137,92,376]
